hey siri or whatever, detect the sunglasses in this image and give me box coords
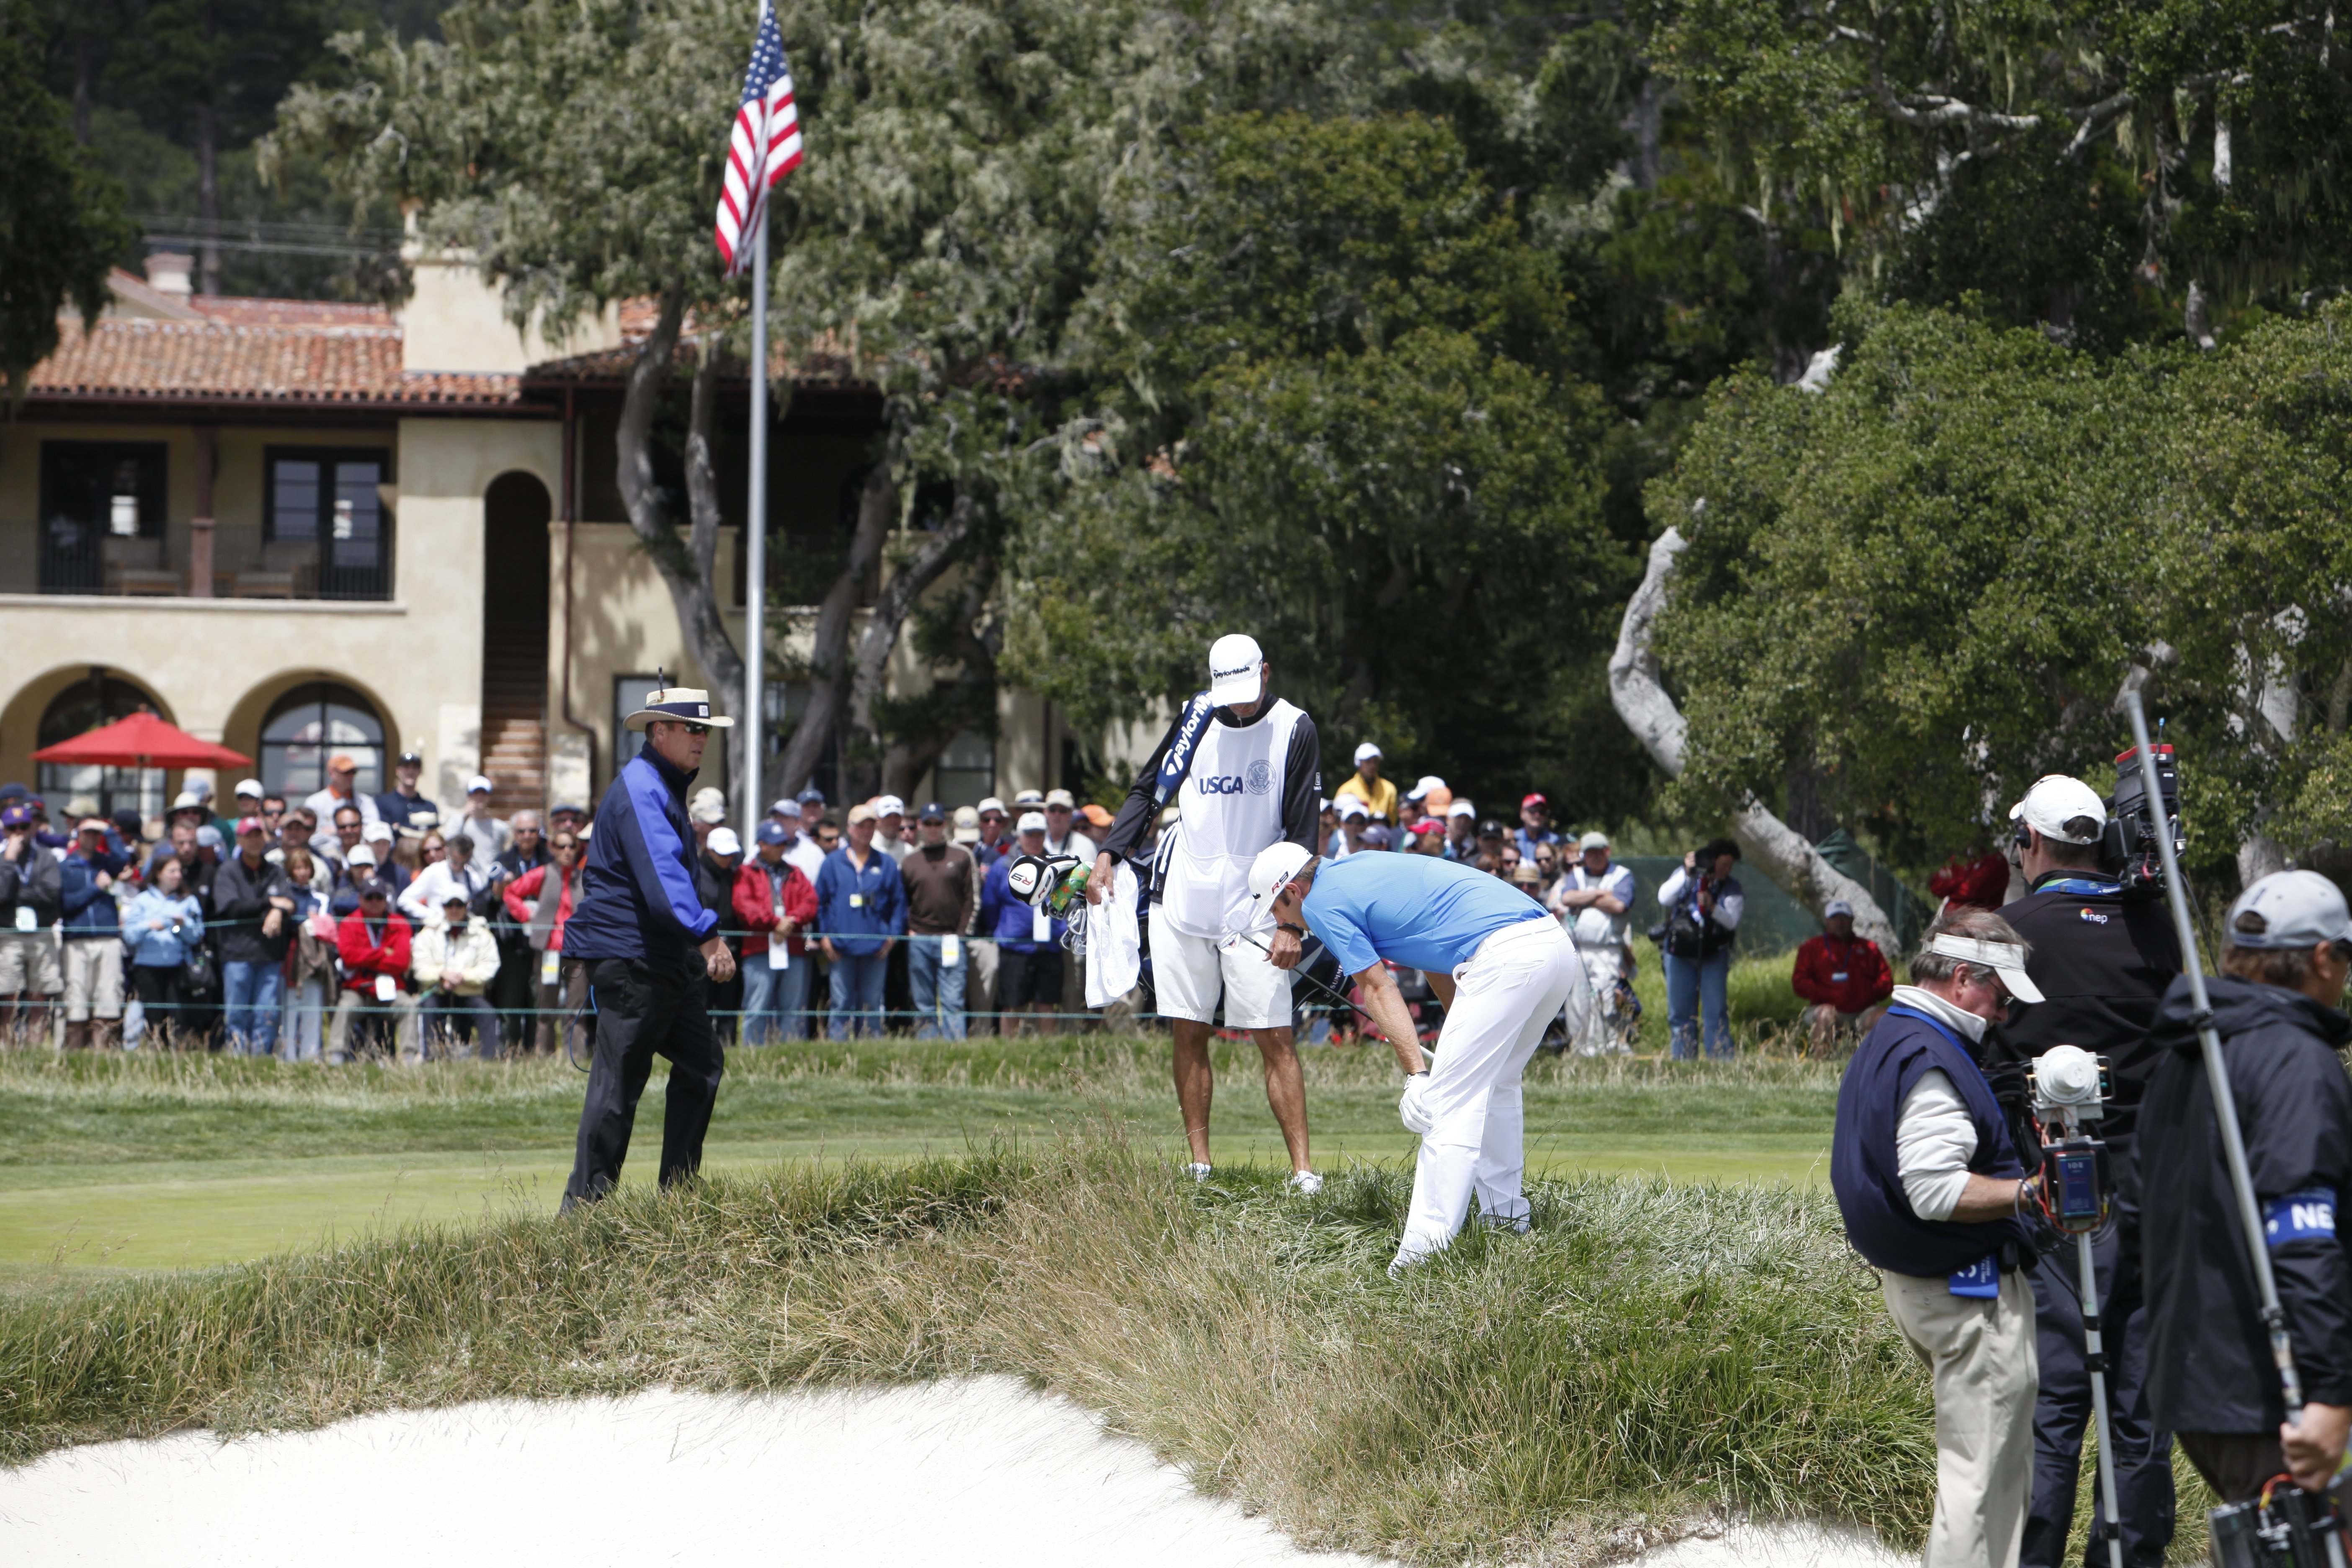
[677,723,712,736]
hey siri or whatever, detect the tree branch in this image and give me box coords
[1608,524,1905,952]
[847,493,980,747]
[774,439,899,797]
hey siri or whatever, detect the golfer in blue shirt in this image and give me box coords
[1247,842,1589,1272]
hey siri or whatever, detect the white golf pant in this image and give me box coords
[1394,917,1589,1270]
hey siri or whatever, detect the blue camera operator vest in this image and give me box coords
[1832,1006,2032,1277]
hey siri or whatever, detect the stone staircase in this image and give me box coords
[481,715,545,816]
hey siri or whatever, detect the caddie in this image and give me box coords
[1832,907,2046,1568]
[558,685,737,1211]
[1247,841,1588,1271]
[1091,633,1324,1191]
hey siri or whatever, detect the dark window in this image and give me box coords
[39,442,166,593]
[265,447,394,598]
[38,673,168,823]
[260,683,386,802]
[933,730,995,810]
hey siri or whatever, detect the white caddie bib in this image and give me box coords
[1161,699,1305,940]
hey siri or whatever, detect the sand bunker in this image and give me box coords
[0,1377,1904,1567]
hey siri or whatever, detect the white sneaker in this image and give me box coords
[1287,1170,1324,1196]
[1185,1162,1214,1182]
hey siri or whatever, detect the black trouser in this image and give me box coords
[2177,1432,2288,1505]
[561,958,726,1210]
[2023,1229,2174,1567]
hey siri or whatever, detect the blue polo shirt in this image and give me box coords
[1302,853,1549,977]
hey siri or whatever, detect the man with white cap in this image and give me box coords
[457,774,513,860]
[2138,869,2352,1509]
[1333,742,1397,826]
[1550,830,1640,1055]
[1831,905,2047,1568]
[1979,772,2182,1568]
[1791,898,1893,1056]
[559,685,738,1210]
[1090,632,1323,1189]
[1247,839,1586,1267]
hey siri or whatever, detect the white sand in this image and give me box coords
[0,1377,1906,1568]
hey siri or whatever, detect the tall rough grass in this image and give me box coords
[0,1132,1932,1564]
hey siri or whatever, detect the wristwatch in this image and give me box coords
[1276,922,1305,938]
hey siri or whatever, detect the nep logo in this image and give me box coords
[2078,907,2109,925]
[2264,1187,2338,1246]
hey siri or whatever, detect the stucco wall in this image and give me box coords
[0,415,560,818]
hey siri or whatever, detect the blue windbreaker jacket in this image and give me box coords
[561,742,717,970]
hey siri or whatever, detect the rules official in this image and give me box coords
[559,686,738,1210]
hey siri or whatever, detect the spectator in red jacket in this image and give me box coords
[504,829,586,1057]
[329,882,420,1063]
[1792,898,1894,1056]
[733,821,821,1044]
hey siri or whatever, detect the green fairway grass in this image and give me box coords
[0,1034,1838,1271]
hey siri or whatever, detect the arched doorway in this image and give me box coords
[482,471,552,813]
[38,672,167,820]
[260,683,386,803]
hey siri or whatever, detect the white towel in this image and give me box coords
[1085,862,1142,1007]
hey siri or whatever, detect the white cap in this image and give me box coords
[690,797,727,825]
[347,844,378,867]
[467,774,494,796]
[977,797,1007,816]
[2227,870,2352,950]
[769,798,794,817]
[1924,933,2045,1004]
[2008,775,2106,846]
[362,821,393,843]
[707,826,743,857]
[1406,775,1445,800]
[1353,741,1382,763]
[1577,830,1610,851]
[1338,797,1368,820]
[875,795,905,819]
[1447,799,1475,819]
[1244,842,1318,907]
[1824,899,1854,919]
[234,778,265,798]
[1207,633,1264,707]
[1044,788,1075,809]
[1016,810,1048,834]
[690,786,726,807]
[172,791,204,811]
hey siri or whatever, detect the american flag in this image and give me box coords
[714,0,802,276]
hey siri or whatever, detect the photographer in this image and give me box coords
[1833,906,2046,1568]
[1982,775,2182,1568]
[2137,870,2352,1501]
[1656,838,1743,1059]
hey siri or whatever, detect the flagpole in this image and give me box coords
[744,206,769,827]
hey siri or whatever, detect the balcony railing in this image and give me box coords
[1,518,394,601]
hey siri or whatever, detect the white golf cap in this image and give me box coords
[1016,810,1048,834]
[1447,799,1475,819]
[1245,841,1318,906]
[689,798,727,825]
[1353,741,1382,763]
[769,798,794,816]
[707,826,743,857]
[1406,775,1445,800]
[1207,633,1265,707]
[2008,774,2106,845]
[347,844,378,867]
[234,778,265,798]
[1577,830,1610,851]
[1338,797,1368,820]
[875,795,905,818]
[1044,788,1075,808]
[977,797,1007,816]
[1924,933,2045,1005]
[467,774,494,795]
[2227,870,2352,950]
[1824,898,1854,919]
[362,821,393,843]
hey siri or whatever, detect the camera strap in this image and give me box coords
[2038,877,2125,897]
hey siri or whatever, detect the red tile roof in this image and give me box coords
[30,316,522,408]
[189,297,396,329]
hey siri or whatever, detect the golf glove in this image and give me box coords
[1399,1071,1434,1135]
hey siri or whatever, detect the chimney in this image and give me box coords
[144,252,194,297]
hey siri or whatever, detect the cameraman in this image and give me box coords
[1832,906,2045,1568]
[1657,838,1743,1059]
[1983,776,2182,1568]
[2137,870,2352,1501]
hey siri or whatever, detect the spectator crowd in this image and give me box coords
[0,740,1888,1058]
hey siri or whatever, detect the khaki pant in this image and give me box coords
[328,988,422,1063]
[1881,1266,2039,1568]
[967,938,999,1020]
[0,929,63,995]
[62,937,124,1021]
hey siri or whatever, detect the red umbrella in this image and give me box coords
[31,712,252,771]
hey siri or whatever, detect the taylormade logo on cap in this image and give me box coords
[1207,633,1265,706]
